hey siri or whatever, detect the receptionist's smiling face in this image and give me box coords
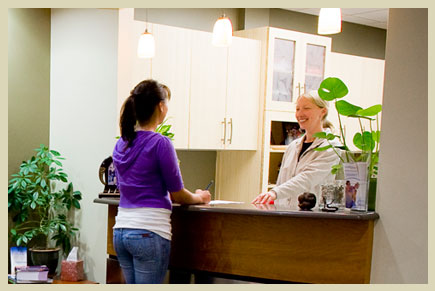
[295,96,326,134]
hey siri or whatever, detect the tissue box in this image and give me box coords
[60,260,84,281]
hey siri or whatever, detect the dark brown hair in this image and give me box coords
[119,79,170,148]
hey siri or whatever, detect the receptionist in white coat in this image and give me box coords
[252,91,339,207]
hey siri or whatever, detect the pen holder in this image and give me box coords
[60,260,84,281]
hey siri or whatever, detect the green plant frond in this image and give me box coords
[356,104,382,116]
[335,100,362,116]
[313,132,327,139]
[313,145,333,151]
[318,77,349,101]
[8,145,81,253]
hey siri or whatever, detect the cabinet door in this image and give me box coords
[189,31,228,150]
[225,36,261,150]
[266,28,331,112]
[299,33,331,94]
[152,24,191,149]
[329,52,385,151]
[266,29,302,112]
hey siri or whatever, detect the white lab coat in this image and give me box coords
[272,130,340,208]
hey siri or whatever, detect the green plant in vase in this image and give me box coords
[8,145,82,261]
[313,77,381,211]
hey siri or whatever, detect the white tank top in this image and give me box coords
[113,207,172,241]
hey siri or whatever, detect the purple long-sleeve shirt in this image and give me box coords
[112,131,183,210]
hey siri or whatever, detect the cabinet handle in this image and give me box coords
[227,118,233,144]
[302,83,306,94]
[221,118,227,144]
[296,82,301,97]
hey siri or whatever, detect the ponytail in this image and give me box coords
[322,119,334,130]
[120,96,137,149]
[119,79,169,149]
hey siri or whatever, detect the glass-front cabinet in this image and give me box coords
[266,28,331,112]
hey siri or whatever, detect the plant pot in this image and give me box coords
[29,247,60,278]
[368,178,377,211]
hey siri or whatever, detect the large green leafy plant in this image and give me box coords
[8,145,82,255]
[313,77,381,178]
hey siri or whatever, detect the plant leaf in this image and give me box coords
[356,104,382,116]
[372,130,381,143]
[313,132,327,139]
[314,145,333,151]
[353,131,375,151]
[336,100,363,116]
[318,77,349,101]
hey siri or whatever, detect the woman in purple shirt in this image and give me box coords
[112,79,211,284]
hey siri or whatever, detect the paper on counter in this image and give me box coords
[209,200,244,205]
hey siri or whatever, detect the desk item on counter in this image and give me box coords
[10,247,27,275]
[297,192,317,211]
[60,247,84,282]
[15,265,49,283]
[320,181,345,212]
[99,156,119,194]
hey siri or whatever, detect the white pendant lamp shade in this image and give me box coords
[212,16,233,47]
[318,8,342,35]
[137,30,155,58]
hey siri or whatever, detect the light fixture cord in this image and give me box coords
[146,8,149,33]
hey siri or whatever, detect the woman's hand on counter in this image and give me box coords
[171,188,210,205]
[195,189,211,204]
[253,202,276,210]
[251,191,277,204]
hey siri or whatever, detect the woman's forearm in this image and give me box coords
[170,188,203,205]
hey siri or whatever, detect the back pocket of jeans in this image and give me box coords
[125,231,156,260]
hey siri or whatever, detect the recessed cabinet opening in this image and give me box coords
[270,121,301,147]
[268,152,283,186]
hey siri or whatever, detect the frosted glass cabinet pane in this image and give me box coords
[305,44,326,92]
[272,38,295,102]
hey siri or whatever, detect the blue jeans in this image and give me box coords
[113,228,171,284]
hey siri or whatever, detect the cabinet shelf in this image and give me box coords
[270,145,288,152]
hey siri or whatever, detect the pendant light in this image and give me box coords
[212,14,233,47]
[137,9,155,58]
[318,8,342,35]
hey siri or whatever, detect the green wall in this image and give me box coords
[268,9,386,59]
[8,8,51,178]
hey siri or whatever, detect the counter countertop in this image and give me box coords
[93,197,379,221]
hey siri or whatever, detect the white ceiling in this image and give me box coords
[283,8,389,30]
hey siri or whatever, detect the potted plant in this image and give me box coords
[8,144,82,276]
[313,77,381,211]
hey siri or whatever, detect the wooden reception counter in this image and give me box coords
[94,198,379,284]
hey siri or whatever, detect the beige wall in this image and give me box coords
[371,8,427,283]
[8,9,51,178]
[177,150,217,197]
[49,8,119,283]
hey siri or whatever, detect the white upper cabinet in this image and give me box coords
[225,36,261,150]
[118,10,261,151]
[151,24,192,149]
[329,52,385,151]
[189,31,228,150]
[266,28,331,112]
